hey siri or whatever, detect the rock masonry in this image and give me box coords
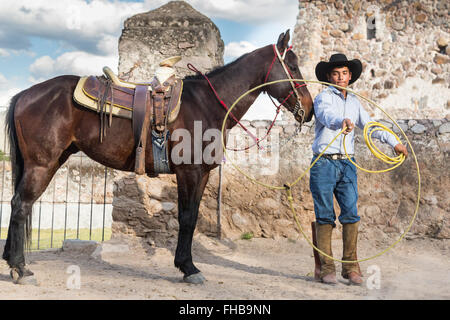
[112,118,450,245]
[292,0,449,119]
[118,0,224,82]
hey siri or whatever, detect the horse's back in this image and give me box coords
[14,75,80,116]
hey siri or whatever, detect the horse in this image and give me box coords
[2,30,313,284]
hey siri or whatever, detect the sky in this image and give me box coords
[0,0,300,119]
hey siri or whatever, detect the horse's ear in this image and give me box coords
[277,32,285,48]
[277,29,290,51]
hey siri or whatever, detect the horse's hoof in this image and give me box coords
[15,275,38,286]
[10,268,20,282]
[10,268,38,285]
[183,272,206,284]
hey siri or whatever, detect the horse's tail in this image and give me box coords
[5,92,24,192]
[5,91,31,249]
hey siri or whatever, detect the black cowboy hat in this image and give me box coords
[315,53,362,85]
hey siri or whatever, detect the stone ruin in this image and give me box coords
[292,0,449,120]
[118,0,224,82]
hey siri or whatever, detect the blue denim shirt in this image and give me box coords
[312,86,398,155]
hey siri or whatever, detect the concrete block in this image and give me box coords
[91,240,130,260]
[0,239,5,253]
[62,239,99,255]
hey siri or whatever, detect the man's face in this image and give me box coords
[327,66,352,88]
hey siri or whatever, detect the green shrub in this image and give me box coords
[240,232,254,240]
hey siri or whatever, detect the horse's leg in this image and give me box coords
[3,152,73,283]
[2,188,34,280]
[174,167,210,284]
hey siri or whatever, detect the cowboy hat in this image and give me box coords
[315,53,362,85]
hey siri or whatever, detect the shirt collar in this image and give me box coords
[328,85,353,100]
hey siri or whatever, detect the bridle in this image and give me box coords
[264,44,308,125]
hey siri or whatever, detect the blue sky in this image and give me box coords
[0,0,300,119]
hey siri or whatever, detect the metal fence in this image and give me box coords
[0,109,113,250]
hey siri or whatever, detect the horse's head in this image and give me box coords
[264,30,314,124]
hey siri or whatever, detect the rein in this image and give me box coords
[187,44,307,152]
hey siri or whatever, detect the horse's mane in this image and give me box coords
[183,52,251,80]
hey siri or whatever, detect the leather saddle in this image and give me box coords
[73,67,183,175]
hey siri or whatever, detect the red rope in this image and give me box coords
[264,53,277,83]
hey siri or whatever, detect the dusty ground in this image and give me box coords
[0,234,448,300]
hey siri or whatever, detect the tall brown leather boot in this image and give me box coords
[342,221,363,285]
[315,223,336,284]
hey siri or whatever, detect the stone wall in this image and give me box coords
[292,0,449,119]
[118,1,224,81]
[111,118,450,247]
[108,0,449,247]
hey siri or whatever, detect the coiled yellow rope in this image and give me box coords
[345,121,405,173]
[221,79,421,263]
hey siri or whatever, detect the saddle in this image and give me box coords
[73,59,183,175]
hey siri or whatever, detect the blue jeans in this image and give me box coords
[309,155,360,227]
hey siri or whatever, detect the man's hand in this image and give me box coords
[342,118,354,135]
[394,143,408,158]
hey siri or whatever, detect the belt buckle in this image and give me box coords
[331,154,338,160]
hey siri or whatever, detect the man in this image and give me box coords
[311,53,408,285]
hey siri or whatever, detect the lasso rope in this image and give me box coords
[221,79,421,263]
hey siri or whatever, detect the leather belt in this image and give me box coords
[314,153,353,160]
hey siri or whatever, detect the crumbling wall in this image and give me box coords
[292,0,449,119]
[118,0,224,81]
[111,118,450,246]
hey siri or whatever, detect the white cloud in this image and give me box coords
[0,48,36,57]
[172,0,299,25]
[0,0,300,53]
[224,41,258,61]
[185,0,300,56]
[0,87,23,107]
[0,48,9,57]
[29,51,118,83]
[0,72,23,107]
[0,0,144,54]
[29,56,54,77]
[0,73,7,87]
[96,34,119,57]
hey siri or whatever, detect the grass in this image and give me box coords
[0,227,112,251]
[240,232,254,240]
[0,150,10,161]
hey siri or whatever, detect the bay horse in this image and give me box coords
[2,30,313,284]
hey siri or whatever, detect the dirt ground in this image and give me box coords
[0,234,448,300]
